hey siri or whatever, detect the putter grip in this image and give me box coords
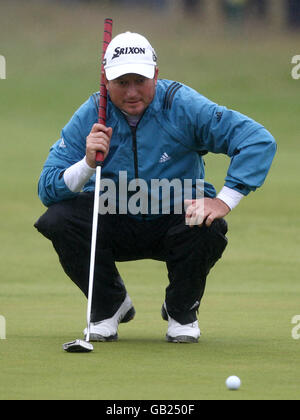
[96,18,113,166]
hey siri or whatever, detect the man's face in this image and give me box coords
[104,69,159,116]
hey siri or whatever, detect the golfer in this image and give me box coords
[35,32,276,343]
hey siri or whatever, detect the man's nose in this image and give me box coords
[126,83,138,97]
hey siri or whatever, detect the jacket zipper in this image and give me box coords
[129,118,146,220]
[121,109,146,181]
[130,125,139,180]
[119,110,147,219]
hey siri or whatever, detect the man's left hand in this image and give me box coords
[184,198,231,228]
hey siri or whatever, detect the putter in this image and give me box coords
[63,18,113,353]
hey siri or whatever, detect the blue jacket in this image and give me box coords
[38,79,276,214]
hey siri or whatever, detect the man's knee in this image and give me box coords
[34,201,72,239]
[165,217,228,268]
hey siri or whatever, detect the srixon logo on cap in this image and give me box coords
[112,47,146,60]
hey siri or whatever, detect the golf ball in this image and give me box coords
[226,376,241,390]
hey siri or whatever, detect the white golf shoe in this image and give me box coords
[84,295,135,342]
[162,303,201,343]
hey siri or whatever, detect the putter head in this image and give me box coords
[63,339,94,353]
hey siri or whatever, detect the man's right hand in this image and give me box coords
[86,123,113,168]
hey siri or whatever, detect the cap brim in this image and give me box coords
[105,64,155,81]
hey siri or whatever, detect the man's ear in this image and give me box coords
[102,71,109,90]
[154,67,159,85]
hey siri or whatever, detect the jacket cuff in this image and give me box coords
[217,186,244,210]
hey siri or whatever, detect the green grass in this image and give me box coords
[1,0,300,400]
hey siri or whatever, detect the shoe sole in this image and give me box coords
[86,307,136,342]
[166,335,199,344]
[89,333,118,342]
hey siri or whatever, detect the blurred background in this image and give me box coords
[0,0,300,399]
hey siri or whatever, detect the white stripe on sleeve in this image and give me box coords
[217,186,244,210]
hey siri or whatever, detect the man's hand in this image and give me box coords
[86,124,113,168]
[184,198,231,227]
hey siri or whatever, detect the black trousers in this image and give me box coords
[34,193,228,324]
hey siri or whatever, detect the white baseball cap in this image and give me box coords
[104,32,157,81]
